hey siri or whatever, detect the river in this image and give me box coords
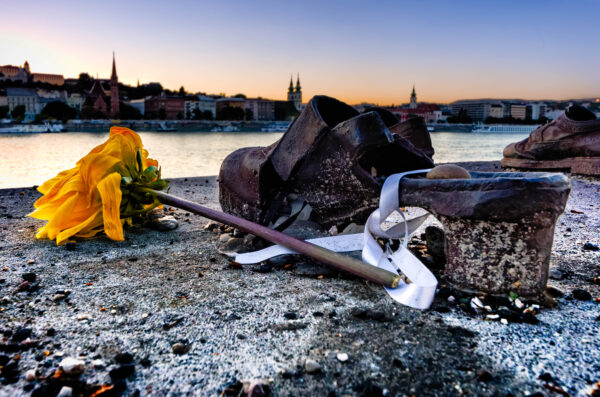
[0,131,528,189]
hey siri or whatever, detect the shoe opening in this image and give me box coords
[314,96,359,128]
[566,105,596,121]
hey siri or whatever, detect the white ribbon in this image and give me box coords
[234,169,438,309]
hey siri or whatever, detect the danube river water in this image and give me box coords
[0,131,528,189]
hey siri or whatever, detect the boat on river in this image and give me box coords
[472,124,539,133]
[0,121,65,133]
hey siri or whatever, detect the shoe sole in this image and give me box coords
[501,156,600,176]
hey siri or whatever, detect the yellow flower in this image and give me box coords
[28,127,165,245]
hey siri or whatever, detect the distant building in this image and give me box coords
[216,97,245,119]
[109,53,119,117]
[489,104,504,118]
[185,95,217,119]
[0,91,7,107]
[145,94,185,119]
[6,87,39,117]
[82,54,120,117]
[409,86,417,109]
[287,74,302,111]
[510,104,527,120]
[244,98,275,121]
[0,61,64,86]
[83,80,110,115]
[449,99,504,122]
[388,87,442,123]
[66,93,84,111]
[527,102,547,120]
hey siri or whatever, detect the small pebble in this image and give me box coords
[172,342,188,354]
[22,272,36,282]
[283,312,298,320]
[219,234,232,243]
[583,242,599,251]
[572,289,592,301]
[514,298,524,309]
[59,357,85,375]
[57,386,73,397]
[336,353,349,362]
[92,359,106,368]
[149,215,179,231]
[115,352,133,364]
[52,294,66,301]
[25,369,36,381]
[304,359,321,373]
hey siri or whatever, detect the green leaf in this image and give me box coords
[508,291,518,301]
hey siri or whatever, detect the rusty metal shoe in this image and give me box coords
[502,105,600,175]
[398,171,571,297]
[362,107,435,159]
[218,95,434,227]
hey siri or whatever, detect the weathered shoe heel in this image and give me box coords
[398,172,571,296]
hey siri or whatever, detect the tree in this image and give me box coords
[447,108,472,124]
[178,86,187,96]
[233,93,246,99]
[0,106,8,118]
[40,101,77,122]
[218,106,244,120]
[158,108,167,120]
[202,110,213,120]
[78,73,91,85]
[118,102,143,120]
[81,106,107,119]
[244,108,253,121]
[11,105,26,121]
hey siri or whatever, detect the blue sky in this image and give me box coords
[1,0,598,104]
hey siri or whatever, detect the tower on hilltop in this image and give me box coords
[409,85,417,109]
[287,73,302,111]
[110,52,120,117]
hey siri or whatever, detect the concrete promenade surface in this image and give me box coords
[0,162,599,396]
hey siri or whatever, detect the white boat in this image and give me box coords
[261,122,290,132]
[157,122,177,132]
[472,124,539,133]
[0,121,65,133]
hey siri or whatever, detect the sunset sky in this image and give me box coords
[1,0,598,105]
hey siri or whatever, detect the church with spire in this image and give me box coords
[388,85,442,123]
[83,53,120,117]
[287,74,302,111]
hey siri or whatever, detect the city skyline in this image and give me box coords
[1,1,599,104]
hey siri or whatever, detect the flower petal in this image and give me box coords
[97,172,124,241]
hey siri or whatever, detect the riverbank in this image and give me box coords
[0,162,599,396]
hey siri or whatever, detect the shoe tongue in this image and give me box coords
[566,105,596,121]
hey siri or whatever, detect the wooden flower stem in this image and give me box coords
[146,189,400,288]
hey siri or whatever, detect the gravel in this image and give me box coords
[0,164,598,396]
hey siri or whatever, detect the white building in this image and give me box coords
[186,95,216,119]
[510,104,527,120]
[66,93,85,111]
[7,87,39,117]
[527,102,547,120]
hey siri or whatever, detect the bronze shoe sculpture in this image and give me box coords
[398,170,570,297]
[502,105,600,175]
[219,95,434,228]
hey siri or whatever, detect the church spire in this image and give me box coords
[288,75,294,93]
[409,85,417,109]
[111,52,118,81]
[295,73,301,92]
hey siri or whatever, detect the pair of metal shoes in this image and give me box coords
[219,95,434,229]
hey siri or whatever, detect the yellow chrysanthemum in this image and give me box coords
[28,127,166,245]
